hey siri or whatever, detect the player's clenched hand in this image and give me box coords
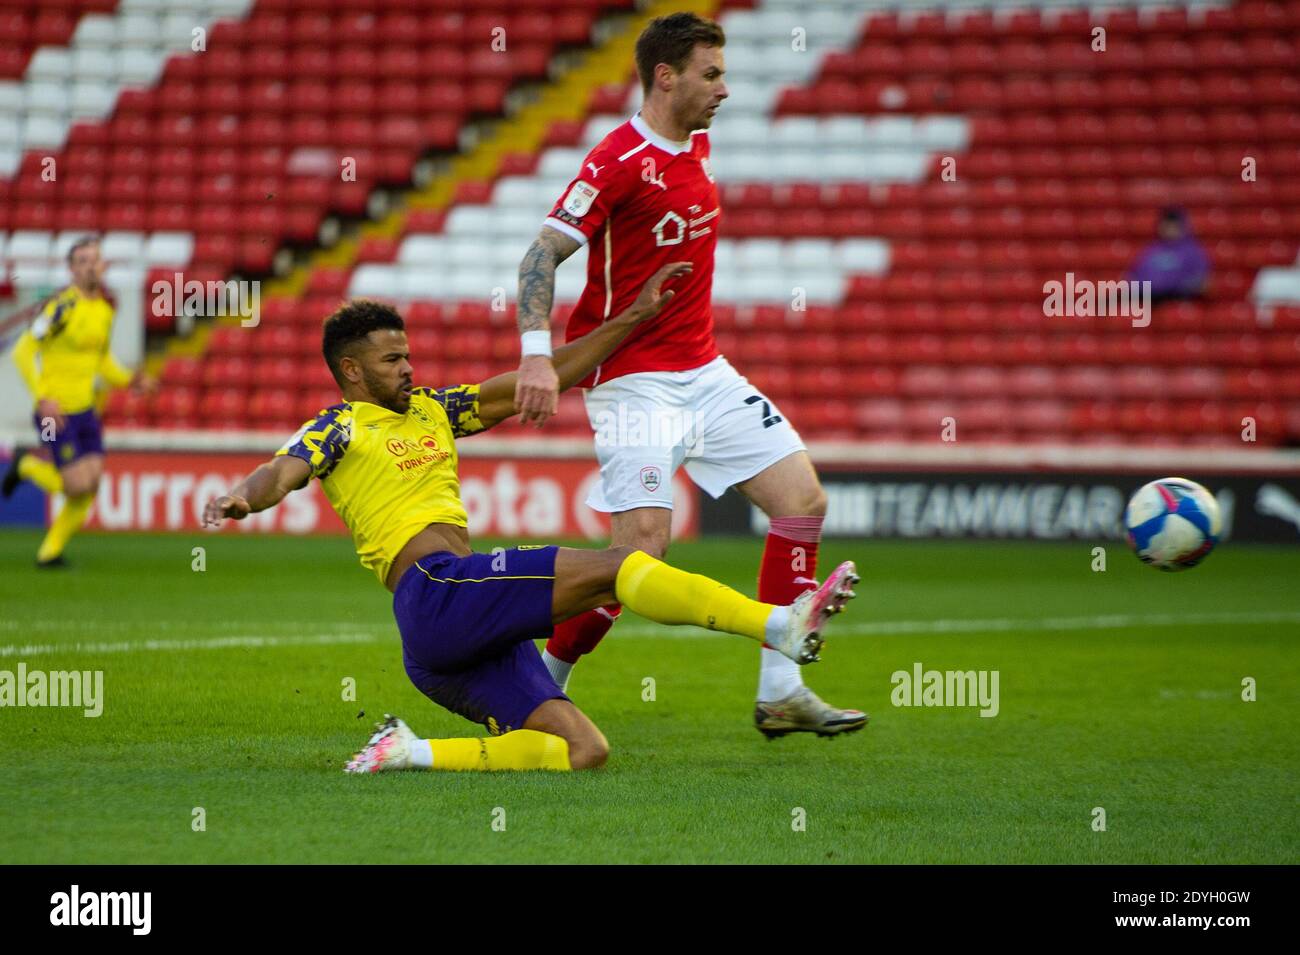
[202,494,251,527]
[131,370,159,396]
[626,262,693,322]
[515,355,559,429]
[36,398,65,432]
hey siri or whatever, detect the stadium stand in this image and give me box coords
[1,0,1298,446]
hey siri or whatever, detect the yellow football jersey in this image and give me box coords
[277,385,486,586]
[12,286,132,414]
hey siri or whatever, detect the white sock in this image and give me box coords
[758,644,804,702]
[762,605,790,649]
[409,738,433,768]
[541,648,573,693]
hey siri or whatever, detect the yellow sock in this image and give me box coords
[18,455,62,494]
[37,493,93,563]
[615,550,775,642]
[424,730,570,771]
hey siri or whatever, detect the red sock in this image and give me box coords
[758,516,823,647]
[545,604,622,664]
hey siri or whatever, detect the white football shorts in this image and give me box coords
[582,355,806,512]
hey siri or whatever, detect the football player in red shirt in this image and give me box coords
[513,13,866,739]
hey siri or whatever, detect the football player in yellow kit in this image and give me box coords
[202,263,860,772]
[3,237,154,566]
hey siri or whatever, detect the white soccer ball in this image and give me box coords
[1124,477,1221,571]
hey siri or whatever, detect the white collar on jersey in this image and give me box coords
[631,111,695,156]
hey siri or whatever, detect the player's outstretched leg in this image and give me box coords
[3,448,62,498]
[737,452,869,738]
[345,714,575,773]
[552,546,859,665]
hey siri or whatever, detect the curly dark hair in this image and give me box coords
[321,299,404,385]
[635,12,725,95]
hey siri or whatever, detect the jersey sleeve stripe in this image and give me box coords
[542,217,587,246]
[617,139,651,162]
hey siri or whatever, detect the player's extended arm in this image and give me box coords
[12,330,41,398]
[514,226,583,426]
[97,350,135,390]
[201,454,311,527]
[478,261,693,431]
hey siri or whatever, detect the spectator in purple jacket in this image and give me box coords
[1128,207,1211,303]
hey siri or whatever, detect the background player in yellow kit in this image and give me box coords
[3,237,155,567]
[201,262,860,772]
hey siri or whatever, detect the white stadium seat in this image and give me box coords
[145,233,195,266]
[69,83,118,120]
[26,49,74,83]
[98,233,147,263]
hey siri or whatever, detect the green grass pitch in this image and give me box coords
[1,529,1296,864]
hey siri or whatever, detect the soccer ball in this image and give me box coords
[1124,477,1221,571]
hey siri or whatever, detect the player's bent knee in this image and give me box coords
[607,544,638,564]
[569,731,610,770]
[623,533,668,559]
[802,483,829,517]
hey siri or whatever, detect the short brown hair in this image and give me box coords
[635,12,725,95]
[67,235,99,264]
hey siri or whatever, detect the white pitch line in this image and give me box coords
[0,632,386,658]
[614,610,1300,638]
[2,611,1296,658]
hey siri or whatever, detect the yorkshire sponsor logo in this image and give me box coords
[50,885,151,935]
[0,663,103,717]
[395,452,450,472]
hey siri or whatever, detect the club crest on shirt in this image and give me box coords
[563,180,599,217]
[409,403,431,424]
[640,466,662,493]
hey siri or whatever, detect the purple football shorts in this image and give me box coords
[392,545,568,734]
[34,408,104,467]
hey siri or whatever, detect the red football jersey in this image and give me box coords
[544,112,721,387]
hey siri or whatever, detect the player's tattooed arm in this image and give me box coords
[517,226,581,333]
[201,455,310,526]
[514,227,582,427]
[477,262,692,430]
